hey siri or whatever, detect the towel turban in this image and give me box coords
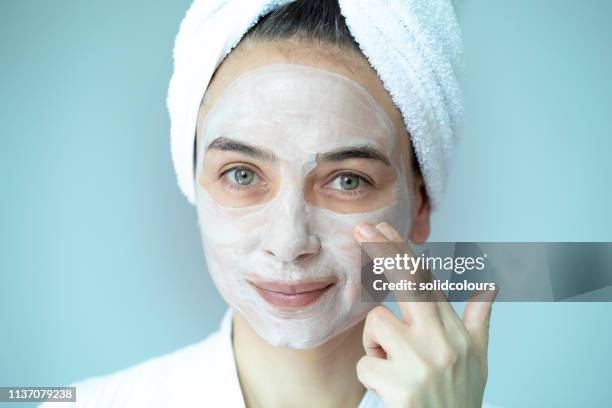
[167,0,464,209]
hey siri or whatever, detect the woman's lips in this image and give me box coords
[248,279,336,309]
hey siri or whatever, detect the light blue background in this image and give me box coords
[1,1,611,407]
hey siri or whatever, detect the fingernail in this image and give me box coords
[375,222,397,241]
[355,223,377,239]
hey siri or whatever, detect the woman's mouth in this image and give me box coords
[248,278,337,309]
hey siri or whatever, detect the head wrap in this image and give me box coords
[167,0,463,209]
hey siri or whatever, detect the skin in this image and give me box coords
[196,39,495,408]
[196,38,430,236]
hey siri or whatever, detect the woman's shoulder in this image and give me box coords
[39,327,228,408]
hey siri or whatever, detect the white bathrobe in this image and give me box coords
[41,308,499,407]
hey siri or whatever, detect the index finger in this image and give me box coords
[353,222,442,326]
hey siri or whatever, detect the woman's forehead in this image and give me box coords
[197,42,408,144]
[199,64,398,160]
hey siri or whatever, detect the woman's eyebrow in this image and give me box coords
[316,145,391,166]
[206,136,276,162]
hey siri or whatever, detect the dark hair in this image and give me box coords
[196,0,422,179]
[243,0,360,52]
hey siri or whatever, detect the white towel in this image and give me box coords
[167,0,463,209]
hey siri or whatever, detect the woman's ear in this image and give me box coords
[409,174,431,244]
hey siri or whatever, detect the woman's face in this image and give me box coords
[194,41,427,348]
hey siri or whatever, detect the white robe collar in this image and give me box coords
[217,307,383,408]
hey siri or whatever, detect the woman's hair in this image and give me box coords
[243,0,360,52]
[198,0,423,179]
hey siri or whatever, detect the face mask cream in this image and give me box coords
[195,64,413,348]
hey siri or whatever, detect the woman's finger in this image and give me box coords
[370,223,472,335]
[355,355,393,397]
[362,305,407,359]
[463,288,498,372]
[353,222,441,327]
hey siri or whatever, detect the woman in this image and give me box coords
[46,0,497,407]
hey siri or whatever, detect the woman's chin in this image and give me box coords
[245,304,371,350]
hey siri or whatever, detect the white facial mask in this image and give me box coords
[195,64,414,348]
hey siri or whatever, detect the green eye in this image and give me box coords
[233,168,255,185]
[339,174,360,190]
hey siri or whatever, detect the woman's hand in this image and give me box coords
[353,222,498,408]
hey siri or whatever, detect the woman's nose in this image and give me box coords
[260,188,320,264]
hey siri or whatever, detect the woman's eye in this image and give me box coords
[224,167,258,186]
[329,173,363,191]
